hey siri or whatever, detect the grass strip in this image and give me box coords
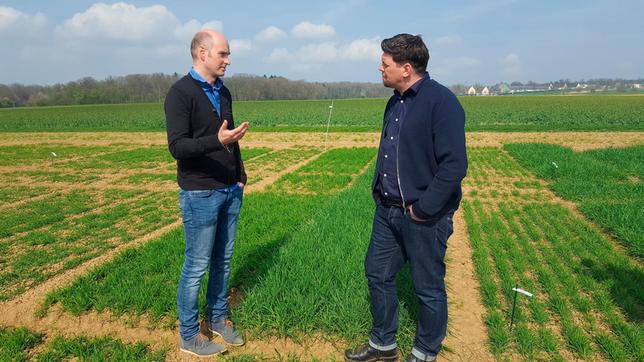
[0,326,43,362]
[33,335,165,361]
[233,164,423,351]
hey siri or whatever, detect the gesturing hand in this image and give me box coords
[218,120,249,146]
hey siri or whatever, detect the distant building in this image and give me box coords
[481,87,490,96]
[497,83,511,94]
[467,86,476,96]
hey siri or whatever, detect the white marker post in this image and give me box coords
[510,285,533,329]
[324,100,334,151]
[50,151,57,166]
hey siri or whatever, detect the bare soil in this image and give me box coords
[2,131,642,150]
[443,210,494,361]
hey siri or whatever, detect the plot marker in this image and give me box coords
[324,100,334,151]
[510,284,533,329]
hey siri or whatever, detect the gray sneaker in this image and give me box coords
[209,319,245,346]
[180,333,226,357]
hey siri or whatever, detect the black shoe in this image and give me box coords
[403,354,435,362]
[345,343,398,362]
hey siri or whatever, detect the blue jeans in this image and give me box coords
[365,205,454,358]
[177,186,243,340]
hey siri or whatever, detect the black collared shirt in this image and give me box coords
[376,73,429,201]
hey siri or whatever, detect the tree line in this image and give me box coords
[0,73,391,108]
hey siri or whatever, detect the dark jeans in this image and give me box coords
[365,205,454,357]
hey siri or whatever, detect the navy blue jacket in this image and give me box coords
[372,75,467,220]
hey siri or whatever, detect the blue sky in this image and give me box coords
[1,0,642,85]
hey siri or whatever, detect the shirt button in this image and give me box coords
[400,100,404,103]
[384,173,387,177]
[395,118,399,122]
[384,192,388,196]
[390,136,394,140]
[384,155,388,158]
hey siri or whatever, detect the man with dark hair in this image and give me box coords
[345,33,467,362]
[165,29,249,358]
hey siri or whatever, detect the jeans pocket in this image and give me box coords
[187,189,216,198]
[185,190,219,225]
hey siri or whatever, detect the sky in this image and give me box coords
[1,0,642,85]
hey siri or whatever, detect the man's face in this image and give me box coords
[379,53,404,89]
[203,40,231,78]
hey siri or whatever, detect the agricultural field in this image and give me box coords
[0,95,643,132]
[0,96,642,361]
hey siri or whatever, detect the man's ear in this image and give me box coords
[402,63,413,77]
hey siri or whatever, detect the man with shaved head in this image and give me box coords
[165,29,249,357]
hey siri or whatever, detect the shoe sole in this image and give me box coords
[209,329,245,346]
[344,356,398,362]
[179,347,227,358]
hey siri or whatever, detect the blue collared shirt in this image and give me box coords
[189,68,223,117]
[376,72,430,201]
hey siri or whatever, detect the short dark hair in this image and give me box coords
[381,33,429,74]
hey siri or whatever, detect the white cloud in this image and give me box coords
[55,2,222,45]
[291,21,335,39]
[55,2,179,42]
[230,39,252,55]
[255,26,287,41]
[265,37,380,65]
[0,6,46,35]
[173,19,223,44]
[434,35,463,46]
[266,48,291,62]
[340,37,380,61]
[297,42,338,61]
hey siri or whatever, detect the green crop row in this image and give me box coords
[0,190,177,301]
[40,162,419,352]
[0,95,642,132]
[462,143,642,360]
[267,147,375,194]
[505,143,643,258]
[0,326,166,361]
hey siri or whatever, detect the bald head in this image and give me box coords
[190,29,227,61]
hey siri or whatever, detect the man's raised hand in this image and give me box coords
[218,120,249,145]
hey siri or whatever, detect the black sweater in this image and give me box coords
[165,75,247,190]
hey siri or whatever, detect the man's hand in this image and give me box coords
[407,204,427,222]
[218,120,249,146]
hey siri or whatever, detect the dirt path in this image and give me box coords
[2,131,642,150]
[443,209,494,361]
